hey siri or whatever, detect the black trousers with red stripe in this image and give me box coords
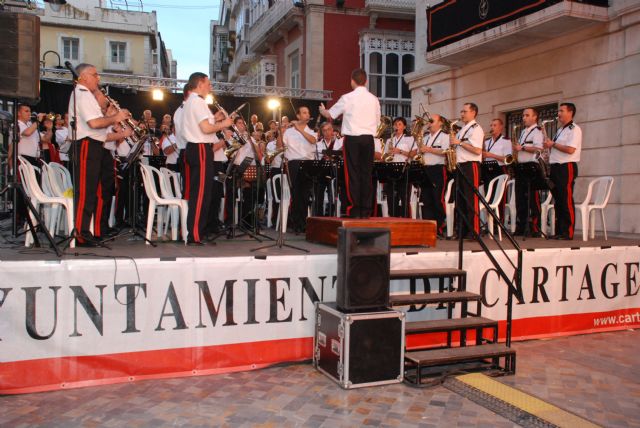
[550,162,578,239]
[420,164,447,233]
[185,143,213,242]
[342,135,374,218]
[456,161,480,237]
[515,166,541,233]
[73,138,103,238]
[94,147,115,237]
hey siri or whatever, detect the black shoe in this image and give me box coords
[556,233,572,240]
[530,231,542,238]
[187,240,205,246]
[102,227,119,238]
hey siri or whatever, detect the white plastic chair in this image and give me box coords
[445,179,455,238]
[503,179,516,233]
[410,185,420,219]
[265,177,273,228]
[272,174,290,233]
[48,162,73,194]
[159,167,186,237]
[576,176,614,241]
[540,191,555,237]
[479,174,509,241]
[331,178,342,217]
[139,164,188,244]
[18,157,75,248]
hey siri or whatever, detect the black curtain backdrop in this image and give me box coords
[427,0,608,52]
[35,80,323,127]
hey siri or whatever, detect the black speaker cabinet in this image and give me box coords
[0,12,40,101]
[313,302,404,389]
[336,227,390,312]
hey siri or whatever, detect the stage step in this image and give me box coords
[406,317,497,335]
[405,343,516,369]
[389,291,481,306]
[390,268,466,280]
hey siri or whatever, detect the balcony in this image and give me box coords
[365,0,416,18]
[427,0,609,67]
[228,40,256,81]
[250,1,303,52]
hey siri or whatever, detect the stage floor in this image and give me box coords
[0,222,638,262]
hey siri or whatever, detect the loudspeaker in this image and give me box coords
[0,12,40,102]
[336,227,390,312]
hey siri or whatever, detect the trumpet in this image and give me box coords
[504,153,517,165]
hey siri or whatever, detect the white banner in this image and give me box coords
[0,246,638,393]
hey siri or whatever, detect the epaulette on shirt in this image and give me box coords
[79,88,88,92]
[535,125,542,130]
[568,123,575,130]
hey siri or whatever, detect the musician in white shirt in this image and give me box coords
[450,102,484,238]
[181,72,233,244]
[67,63,130,245]
[319,68,380,218]
[417,114,449,235]
[383,117,414,217]
[543,102,582,240]
[281,106,317,233]
[513,107,544,236]
[313,123,342,216]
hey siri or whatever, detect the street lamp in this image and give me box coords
[267,98,280,122]
[152,88,164,101]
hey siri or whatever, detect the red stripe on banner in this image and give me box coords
[95,181,103,237]
[567,163,575,239]
[0,337,312,395]
[342,143,354,216]
[74,140,89,235]
[193,145,206,242]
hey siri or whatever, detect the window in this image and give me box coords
[110,42,126,64]
[290,50,300,89]
[505,103,559,139]
[62,37,79,61]
[361,34,414,119]
[265,74,275,86]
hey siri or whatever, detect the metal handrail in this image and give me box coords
[454,169,522,348]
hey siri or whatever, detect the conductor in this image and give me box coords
[319,68,380,218]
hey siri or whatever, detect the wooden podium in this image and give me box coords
[306,217,437,247]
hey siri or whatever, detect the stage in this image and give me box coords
[0,226,639,394]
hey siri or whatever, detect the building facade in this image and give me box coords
[212,0,415,114]
[406,0,640,235]
[37,0,173,78]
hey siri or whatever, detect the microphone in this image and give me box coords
[64,61,78,80]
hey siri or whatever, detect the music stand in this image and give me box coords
[301,159,333,216]
[515,162,549,240]
[374,161,408,217]
[481,160,503,186]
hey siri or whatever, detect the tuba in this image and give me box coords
[411,112,431,165]
[441,116,460,173]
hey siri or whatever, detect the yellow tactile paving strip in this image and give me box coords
[456,373,601,428]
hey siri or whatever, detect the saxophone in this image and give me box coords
[441,116,460,173]
[411,113,430,165]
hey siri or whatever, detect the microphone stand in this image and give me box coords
[252,107,308,253]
